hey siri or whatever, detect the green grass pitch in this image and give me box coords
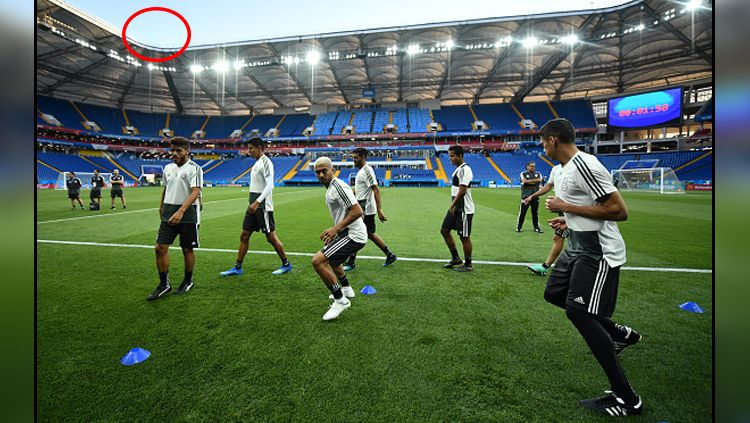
[37,186,712,422]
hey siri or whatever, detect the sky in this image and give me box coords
[57,0,633,48]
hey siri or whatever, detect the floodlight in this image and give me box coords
[407,44,420,56]
[522,37,538,49]
[686,0,701,11]
[445,39,455,50]
[306,50,321,65]
[190,64,203,74]
[212,61,229,73]
[561,34,578,45]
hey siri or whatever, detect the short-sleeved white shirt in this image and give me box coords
[326,178,368,243]
[163,160,203,206]
[249,155,274,211]
[548,164,563,191]
[451,163,475,214]
[557,152,626,267]
[354,164,378,216]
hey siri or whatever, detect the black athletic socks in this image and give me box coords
[449,247,460,261]
[184,271,193,283]
[329,282,343,300]
[234,260,243,270]
[339,276,351,287]
[159,271,169,286]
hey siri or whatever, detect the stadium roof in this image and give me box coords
[36,0,713,115]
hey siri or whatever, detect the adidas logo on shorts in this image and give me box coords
[573,296,586,305]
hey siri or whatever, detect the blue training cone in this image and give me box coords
[120,347,151,366]
[360,285,377,295]
[679,301,704,313]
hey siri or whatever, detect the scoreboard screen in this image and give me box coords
[607,88,682,129]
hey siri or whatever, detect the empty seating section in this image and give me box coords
[407,109,431,132]
[37,163,59,184]
[462,154,502,182]
[37,96,85,130]
[352,111,373,133]
[331,112,351,135]
[313,112,338,135]
[127,110,165,136]
[491,153,535,184]
[372,111,390,133]
[676,153,712,181]
[170,115,206,137]
[517,103,555,128]
[553,100,596,128]
[288,170,318,182]
[433,106,473,131]
[277,114,315,137]
[203,157,256,184]
[245,115,282,135]
[473,104,521,133]
[203,115,249,139]
[75,102,126,133]
[269,157,301,182]
[390,168,436,181]
[38,151,96,173]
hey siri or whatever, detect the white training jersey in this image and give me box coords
[163,160,203,205]
[451,163,475,214]
[354,164,378,216]
[326,178,368,244]
[557,151,626,267]
[549,164,563,192]
[249,155,274,211]
[195,192,202,225]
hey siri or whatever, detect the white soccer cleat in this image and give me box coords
[328,286,356,299]
[322,298,351,321]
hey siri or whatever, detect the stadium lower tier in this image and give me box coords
[37,149,713,188]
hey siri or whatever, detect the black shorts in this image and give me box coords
[441,210,473,238]
[90,189,102,199]
[363,214,376,234]
[111,190,124,198]
[68,192,80,199]
[320,235,366,267]
[242,209,275,234]
[156,221,200,249]
[544,253,620,317]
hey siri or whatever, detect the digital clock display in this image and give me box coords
[607,88,682,129]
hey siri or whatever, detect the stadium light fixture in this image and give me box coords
[147,63,155,71]
[522,37,538,49]
[306,50,321,65]
[233,60,244,70]
[212,61,229,73]
[636,24,645,31]
[686,0,701,11]
[407,44,420,56]
[561,34,578,45]
[445,39,455,50]
[190,64,203,74]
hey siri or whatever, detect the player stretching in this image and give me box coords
[539,118,642,416]
[220,137,292,277]
[440,145,474,272]
[342,147,397,271]
[524,163,564,275]
[147,137,203,301]
[311,157,367,321]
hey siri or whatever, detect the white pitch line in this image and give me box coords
[36,239,713,274]
[36,190,315,224]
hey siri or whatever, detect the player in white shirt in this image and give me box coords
[539,119,643,416]
[148,137,203,301]
[440,145,475,272]
[220,137,292,277]
[523,163,565,275]
[310,157,367,321]
[342,147,397,271]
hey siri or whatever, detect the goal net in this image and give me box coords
[55,172,112,190]
[611,164,685,194]
[140,164,165,186]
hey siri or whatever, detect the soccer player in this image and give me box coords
[66,172,84,210]
[539,118,643,416]
[90,169,105,209]
[517,161,543,233]
[440,145,474,272]
[147,137,203,301]
[109,169,127,209]
[220,137,292,277]
[342,147,397,271]
[310,157,367,321]
[524,163,565,275]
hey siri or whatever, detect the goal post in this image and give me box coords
[611,167,685,194]
[54,172,112,190]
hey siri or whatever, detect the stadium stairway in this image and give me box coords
[232,163,255,183]
[433,156,449,181]
[203,160,225,174]
[385,169,392,180]
[103,152,139,181]
[510,103,526,128]
[673,150,713,173]
[282,157,307,181]
[37,159,62,173]
[538,154,555,168]
[485,156,511,183]
[78,155,111,172]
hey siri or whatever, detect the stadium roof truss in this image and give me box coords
[36,0,713,115]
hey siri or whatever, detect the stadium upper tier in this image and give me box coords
[37,95,596,139]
